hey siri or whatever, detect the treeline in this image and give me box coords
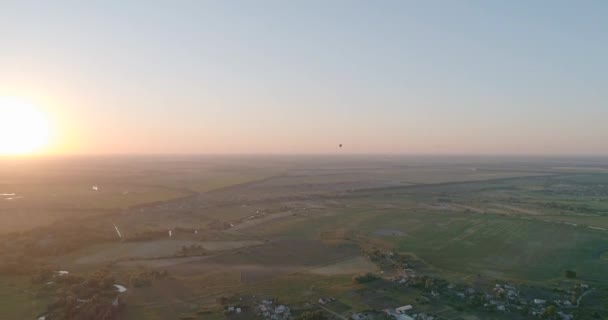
[178,244,207,256]
[542,202,600,214]
[354,273,381,283]
[127,268,169,287]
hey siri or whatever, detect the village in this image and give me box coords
[217,249,594,320]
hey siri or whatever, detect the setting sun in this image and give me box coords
[0,97,51,155]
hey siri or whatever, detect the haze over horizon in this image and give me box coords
[1,1,607,156]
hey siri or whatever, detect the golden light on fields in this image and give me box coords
[0,96,52,155]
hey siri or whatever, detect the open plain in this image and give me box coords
[1,156,607,320]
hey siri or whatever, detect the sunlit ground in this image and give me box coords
[0,96,51,155]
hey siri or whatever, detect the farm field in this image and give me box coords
[0,277,48,320]
[307,257,378,276]
[0,156,607,320]
[61,240,265,267]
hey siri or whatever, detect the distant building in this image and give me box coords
[318,297,335,305]
[351,313,366,320]
[395,305,413,313]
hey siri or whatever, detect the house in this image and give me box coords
[394,315,414,320]
[507,290,517,298]
[318,297,335,305]
[493,287,506,297]
[504,284,516,291]
[395,305,413,313]
[534,299,546,305]
[351,313,366,320]
[275,305,287,314]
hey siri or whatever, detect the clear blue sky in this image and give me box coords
[1,0,606,154]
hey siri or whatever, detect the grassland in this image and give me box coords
[0,156,282,234]
[60,240,263,267]
[1,156,608,319]
[0,277,48,319]
[307,257,378,275]
[369,211,607,283]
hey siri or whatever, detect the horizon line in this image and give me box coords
[3,152,608,158]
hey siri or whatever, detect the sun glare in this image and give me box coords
[0,97,51,155]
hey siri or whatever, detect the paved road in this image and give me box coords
[578,289,593,307]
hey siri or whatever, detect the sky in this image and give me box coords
[1,0,607,155]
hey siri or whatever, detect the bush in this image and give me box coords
[565,270,577,279]
[354,273,380,284]
[128,268,169,287]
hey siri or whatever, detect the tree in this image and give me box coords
[564,270,577,278]
[354,273,380,284]
[31,266,54,284]
[543,305,557,318]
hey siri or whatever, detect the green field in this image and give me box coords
[2,157,608,319]
[366,211,608,283]
[0,277,48,320]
